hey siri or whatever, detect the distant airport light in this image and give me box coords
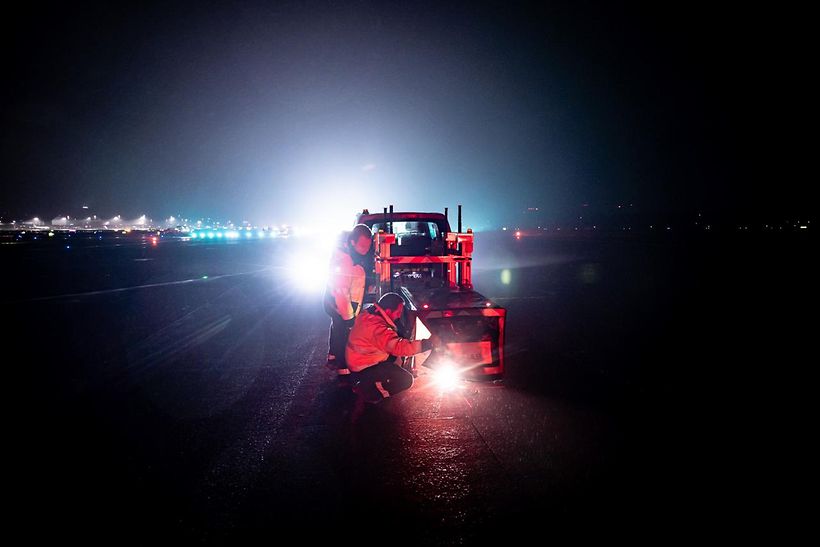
[257,231,265,238]
[216,232,223,238]
[245,232,252,238]
[207,232,215,239]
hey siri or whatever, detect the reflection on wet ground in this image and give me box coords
[4,231,812,540]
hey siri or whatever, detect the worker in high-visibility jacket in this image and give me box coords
[323,223,373,375]
[346,292,440,403]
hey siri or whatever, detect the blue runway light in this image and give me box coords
[207,232,215,239]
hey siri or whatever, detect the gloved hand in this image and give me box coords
[422,334,443,352]
[343,317,356,330]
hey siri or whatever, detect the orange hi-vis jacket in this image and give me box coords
[326,247,366,321]
[345,304,430,372]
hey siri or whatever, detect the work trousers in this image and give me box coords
[352,359,414,402]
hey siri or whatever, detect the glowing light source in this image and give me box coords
[500,269,511,285]
[284,233,336,293]
[434,363,461,392]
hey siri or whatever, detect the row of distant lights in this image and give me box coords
[189,229,271,240]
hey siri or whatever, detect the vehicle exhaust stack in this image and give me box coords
[457,204,463,286]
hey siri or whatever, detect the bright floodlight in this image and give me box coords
[285,230,338,294]
[287,249,329,293]
[434,363,461,392]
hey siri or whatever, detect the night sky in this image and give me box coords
[2,1,810,227]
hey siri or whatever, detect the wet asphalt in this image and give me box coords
[3,230,813,542]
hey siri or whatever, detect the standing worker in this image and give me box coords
[324,224,373,376]
[346,292,440,403]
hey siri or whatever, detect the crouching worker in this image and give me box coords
[346,292,440,403]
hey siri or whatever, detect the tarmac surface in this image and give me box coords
[3,229,813,541]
